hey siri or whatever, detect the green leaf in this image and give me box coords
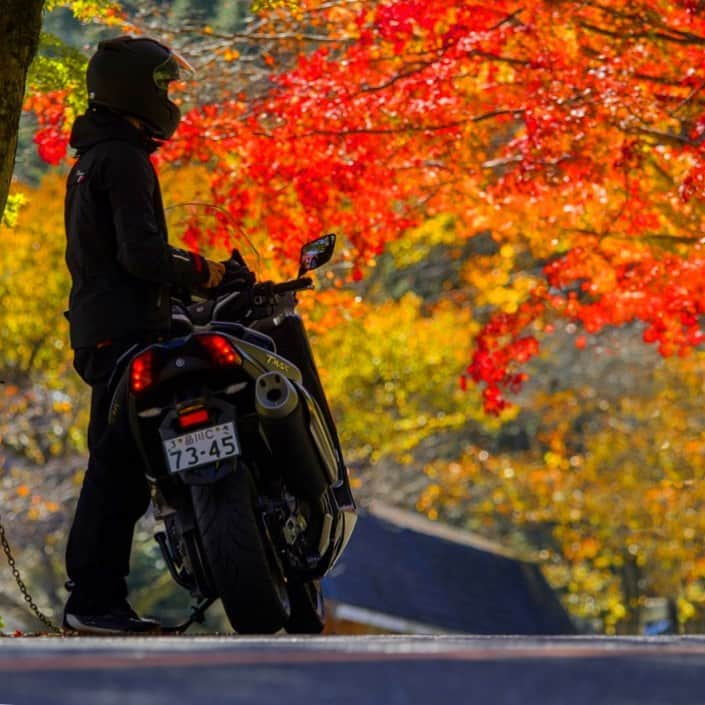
[1,194,27,229]
[45,0,119,22]
[250,0,301,12]
[28,33,88,114]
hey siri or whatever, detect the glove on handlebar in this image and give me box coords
[218,261,256,292]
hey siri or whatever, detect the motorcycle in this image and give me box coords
[108,231,357,634]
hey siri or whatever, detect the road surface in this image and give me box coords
[1,634,705,704]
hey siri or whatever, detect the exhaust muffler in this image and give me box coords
[255,372,331,505]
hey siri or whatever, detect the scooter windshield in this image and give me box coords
[165,202,261,279]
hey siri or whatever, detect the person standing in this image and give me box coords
[63,36,224,633]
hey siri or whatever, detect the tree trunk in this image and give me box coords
[0,0,44,220]
[621,551,643,633]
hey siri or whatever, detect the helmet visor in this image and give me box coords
[153,52,195,91]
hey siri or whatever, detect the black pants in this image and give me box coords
[65,343,151,615]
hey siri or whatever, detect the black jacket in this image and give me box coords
[65,108,209,349]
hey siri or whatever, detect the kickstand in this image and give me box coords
[161,597,216,635]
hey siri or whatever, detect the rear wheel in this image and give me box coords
[285,580,326,634]
[190,465,290,633]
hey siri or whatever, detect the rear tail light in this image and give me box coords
[178,407,210,430]
[131,350,155,394]
[198,334,242,366]
[130,336,239,395]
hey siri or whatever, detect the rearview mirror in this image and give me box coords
[298,233,336,277]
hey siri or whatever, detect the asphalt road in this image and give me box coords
[2,635,705,705]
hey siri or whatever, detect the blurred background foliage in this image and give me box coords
[6,0,705,636]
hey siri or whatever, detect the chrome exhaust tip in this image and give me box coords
[254,371,300,419]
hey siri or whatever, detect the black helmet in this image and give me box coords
[86,36,193,140]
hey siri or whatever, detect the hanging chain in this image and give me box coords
[0,512,63,634]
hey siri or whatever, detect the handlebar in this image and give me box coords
[173,250,319,330]
[271,277,313,295]
[219,249,313,298]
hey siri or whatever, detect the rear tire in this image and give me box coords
[191,465,291,633]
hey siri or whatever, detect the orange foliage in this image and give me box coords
[26,1,705,413]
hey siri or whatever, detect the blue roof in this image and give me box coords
[322,506,576,635]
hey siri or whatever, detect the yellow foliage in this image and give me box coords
[463,249,540,315]
[46,0,122,24]
[390,214,458,267]
[251,0,304,10]
[420,353,705,631]
[309,291,494,464]
[0,174,73,385]
[1,193,27,228]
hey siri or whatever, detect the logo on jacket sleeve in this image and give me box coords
[172,251,191,263]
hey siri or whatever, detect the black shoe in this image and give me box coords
[63,603,161,635]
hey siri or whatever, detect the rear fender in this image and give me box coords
[178,457,239,486]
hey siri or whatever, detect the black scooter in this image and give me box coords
[110,234,357,633]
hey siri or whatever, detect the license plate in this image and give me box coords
[163,422,240,473]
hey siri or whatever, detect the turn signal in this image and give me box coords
[198,334,242,367]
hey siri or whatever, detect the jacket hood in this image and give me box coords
[69,108,160,155]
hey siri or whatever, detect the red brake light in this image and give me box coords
[178,408,210,430]
[198,335,242,366]
[131,350,155,394]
